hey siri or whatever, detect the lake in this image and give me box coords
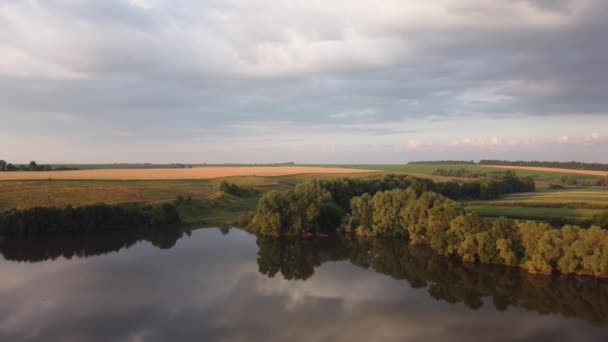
[1,227,607,341]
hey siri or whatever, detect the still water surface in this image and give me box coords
[1,227,607,341]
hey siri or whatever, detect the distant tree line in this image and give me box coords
[171,163,192,168]
[432,167,512,178]
[408,160,476,165]
[0,160,78,172]
[0,203,180,237]
[480,160,608,172]
[550,175,606,187]
[256,236,608,325]
[218,180,258,197]
[432,173,535,200]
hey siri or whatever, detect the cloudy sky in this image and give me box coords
[1,0,607,163]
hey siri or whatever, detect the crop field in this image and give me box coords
[464,187,608,224]
[484,165,608,177]
[0,166,375,181]
[339,163,606,184]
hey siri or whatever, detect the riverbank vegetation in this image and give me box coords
[0,203,180,237]
[250,174,535,236]
[249,176,608,278]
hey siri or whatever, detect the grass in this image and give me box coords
[464,186,608,224]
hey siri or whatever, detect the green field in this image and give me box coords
[339,163,605,184]
[463,186,608,224]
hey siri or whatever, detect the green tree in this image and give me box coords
[28,161,38,171]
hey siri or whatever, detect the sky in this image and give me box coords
[1,0,607,164]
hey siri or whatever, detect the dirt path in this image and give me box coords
[0,166,376,181]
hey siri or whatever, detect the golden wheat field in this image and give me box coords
[0,166,375,181]
[485,165,608,177]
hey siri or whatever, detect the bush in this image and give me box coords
[218,181,257,197]
[593,211,608,229]
[548,184,565,189]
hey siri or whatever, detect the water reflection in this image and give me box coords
[256,236,608,326]
[0,228,189,262]
[0,228,607,341]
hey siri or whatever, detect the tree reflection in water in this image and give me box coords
[1,230,606,326]
[0,228,188,263]
[256,235,608,326]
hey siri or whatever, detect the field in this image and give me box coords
[0,166,375,181]
[484,165,608,177]
[1,163,606,226]
[462,187,608,224]
[340,163,606,184]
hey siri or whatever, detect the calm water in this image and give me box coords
[1,228,608,342]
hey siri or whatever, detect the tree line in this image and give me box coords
[256,235,608,325]
[0,203,180,237]
[249,174,535,237]
[551,175,606,187]
[432,167,510,178]
[408,160,476,165]
[480,160,608,172]
[0,160,78,172]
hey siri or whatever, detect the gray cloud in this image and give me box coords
[0,0,606,162]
